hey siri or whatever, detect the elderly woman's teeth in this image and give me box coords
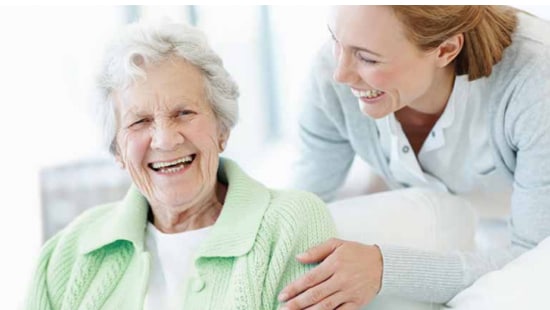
[150,155,194,173]
[351,88,384,99]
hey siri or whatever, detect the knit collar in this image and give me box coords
[79,157,270,258]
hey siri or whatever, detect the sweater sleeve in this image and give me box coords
[256,191,337,310]
[24,232,62,310]
[292,43,355,202]
[505,46,550,258]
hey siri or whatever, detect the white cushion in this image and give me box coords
[444,235,550,310]
[327,188,477,310]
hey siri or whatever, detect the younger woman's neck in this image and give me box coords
[396,66,456,126]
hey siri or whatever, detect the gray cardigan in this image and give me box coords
[293,12,550,303]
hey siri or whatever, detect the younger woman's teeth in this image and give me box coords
[351,88,384,98]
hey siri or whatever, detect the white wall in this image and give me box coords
[0,7,123,309]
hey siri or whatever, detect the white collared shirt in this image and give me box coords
[375,76,513,218]
[144,223,212,310]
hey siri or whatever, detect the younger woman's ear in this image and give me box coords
[436,33,464,67]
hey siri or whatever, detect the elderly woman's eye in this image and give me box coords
[129,119,149,128]
[179,110,195,116]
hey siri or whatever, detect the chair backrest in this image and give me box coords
[39,157,131,242]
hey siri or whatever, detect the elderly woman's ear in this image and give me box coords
[218,131,229,152]
[115,152,125,169]
[112,142,125,169]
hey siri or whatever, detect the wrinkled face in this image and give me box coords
[330,6,440,118]
[114,57,227,209]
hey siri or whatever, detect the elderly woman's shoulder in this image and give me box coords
[65,202,119,232]
[265,189,333,224]
[43,202,120,250]
[271,188,324,206]
[253,188,336,245]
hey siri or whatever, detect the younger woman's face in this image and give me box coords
[329,5,444,118]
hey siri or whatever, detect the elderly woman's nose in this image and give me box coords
[150,122,184,151]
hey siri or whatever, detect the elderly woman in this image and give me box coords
[25,21,335,310]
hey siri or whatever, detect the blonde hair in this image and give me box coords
[391,5,518,81]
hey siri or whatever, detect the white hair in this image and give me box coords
[95,21,239,155]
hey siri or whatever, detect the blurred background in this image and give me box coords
[0,5,548,309]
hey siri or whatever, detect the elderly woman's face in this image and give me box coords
[114,57,227,209]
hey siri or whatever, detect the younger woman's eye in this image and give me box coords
[358,53,379,65]
[360,58,378,65]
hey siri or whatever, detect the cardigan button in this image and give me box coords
[193,278,206,292]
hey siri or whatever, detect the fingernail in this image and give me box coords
[278,293,288,301]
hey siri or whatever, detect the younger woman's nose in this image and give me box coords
[333,49,358,84]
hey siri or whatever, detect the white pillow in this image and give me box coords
[444,236,550,310]
[327,188,477,310]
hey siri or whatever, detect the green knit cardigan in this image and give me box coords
[25,158,336,309]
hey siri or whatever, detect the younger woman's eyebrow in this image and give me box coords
[327,24,383,57]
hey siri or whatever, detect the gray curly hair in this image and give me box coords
[95,21,239,155]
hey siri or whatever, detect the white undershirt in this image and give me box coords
[144,223,212,310]
[375,75,513,218]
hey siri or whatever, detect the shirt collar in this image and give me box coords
[78,157,270,258]
[78,184,149,254]
[376,75,469,149]
[196,158,270,258]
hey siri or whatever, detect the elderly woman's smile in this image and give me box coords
[148,154,195,174]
